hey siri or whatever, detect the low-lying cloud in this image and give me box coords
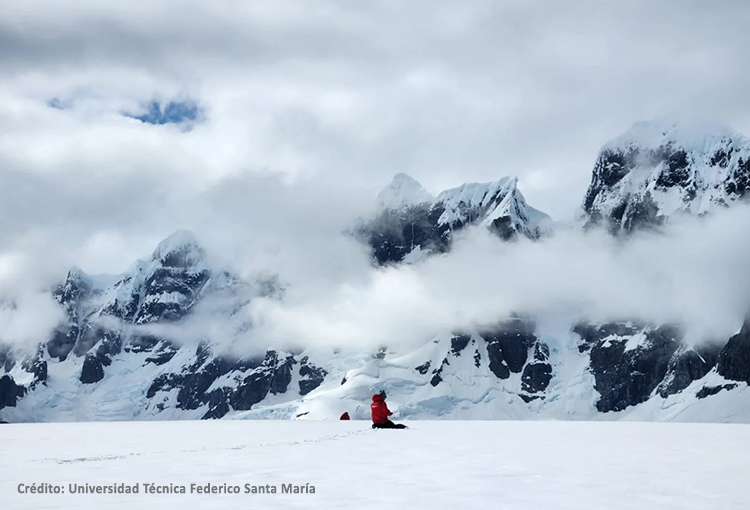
[244,205,750,353]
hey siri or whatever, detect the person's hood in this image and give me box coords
[372,394,385,403]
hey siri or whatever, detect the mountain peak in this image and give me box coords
[585,120,750,232]
[604,119,742,153]
[152,230,206,268]
[377,173,435,209]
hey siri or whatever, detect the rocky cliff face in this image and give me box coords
[359,174,552,265]
[583,121,750,232]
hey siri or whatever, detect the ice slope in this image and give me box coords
[2,420,748,510]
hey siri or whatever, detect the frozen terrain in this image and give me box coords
[3,120,750,425]
[2,420,748,509]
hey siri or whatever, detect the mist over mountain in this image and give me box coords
[3,120,750,423]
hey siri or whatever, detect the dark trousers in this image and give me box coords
[372,420,407,429]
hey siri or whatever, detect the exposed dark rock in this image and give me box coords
[574,322,642,353]
[373,347,387,360]
[80,354,105,384]
[0,375,24,409]
[134,268,210,324]
[485,341,510,380]
[481,318,537,379]
[415,361,431,375]
[145,343,265,417]
[298,357,327,396]
[473,349,481,367]
[656,149,690,188]
[145,341,178,366]
[717,322,750,383]
[583,145,672,232]
[450,334,471,356]
[429,358,449,387]
[488,216,519,241]
[358,204,451,265]
[583,148,638,212]
[429,373,442,387]
[521,362,553,394]
[202,398,230,420]
[657,343,722,397]
[725,157,750,197]
[585,323,681,412]
[231,351,297,411]
[696,383,738,399]
[519,394,542,403]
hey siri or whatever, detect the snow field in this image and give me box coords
[2,420,748,510]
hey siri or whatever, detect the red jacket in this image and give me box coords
[371,394,392,424]
[340,412,350,420]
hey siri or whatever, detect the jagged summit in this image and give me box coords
[377,173,435,209]
[152,230,206,268]
[362,174,552,264]
[583,120,750,232]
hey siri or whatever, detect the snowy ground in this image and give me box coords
[2,421,749,509]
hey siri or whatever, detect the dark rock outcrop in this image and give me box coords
[450,334,471,356]
[579,322,681,412]
[696,383,738,399]
[415,361,431,375]
[80,354,105,384]
[482,318,537,379]
[521,363,553,394]
[657,343,722,397]
[521,342,553,395]
[0,375,24,409]
[717,322,750,384]
[429,358,450,387]
[298,356,327,396]
[231,351,296,411]
[361,204,451,265]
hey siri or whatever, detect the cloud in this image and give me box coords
[2,1,750,352]
[4,0,750,217]
[244,204,750,353]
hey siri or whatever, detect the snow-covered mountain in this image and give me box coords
[0,231,329,421]
[361,173,552,265]
[583,120,750,231]
[3,122,750,424]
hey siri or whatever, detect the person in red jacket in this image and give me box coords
[370,390,406,429]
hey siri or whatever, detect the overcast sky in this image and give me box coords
[3,1,750,345]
